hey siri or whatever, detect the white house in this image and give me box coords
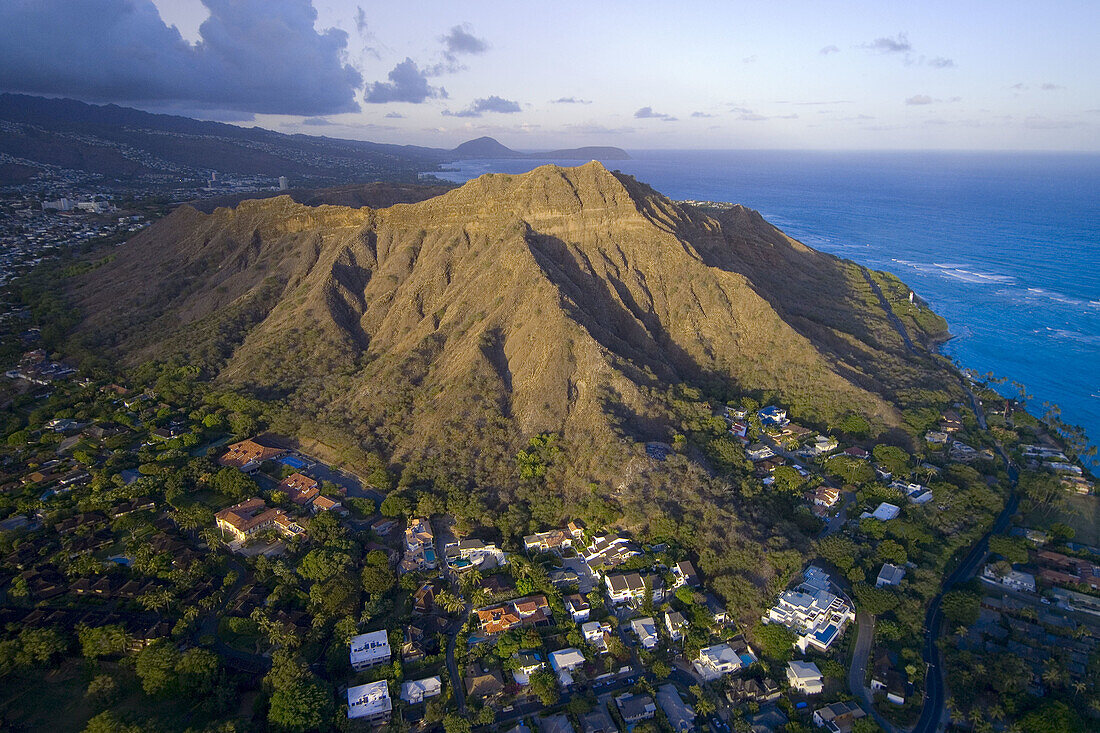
[565,594,590,623]
[870,502,901,521]
[982,565,1037,593]
[400,677,442,704]
[605,572,646,605]
[909,488,934,505]
[665,611,688,642]
[764,567,854,653]
[549,648,585,688]
[746,443,775,461]
[347,680,392,723]
[630,617,658,649]
[786,660,824,695]
[876,563,906,588]
[350,630,391,671]
[693,643,743,681]
[581,621,611,653]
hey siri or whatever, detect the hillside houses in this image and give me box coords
[524,529,572,554]
[584,534,640,570]
[605,572,646,605]
[350,629,391,671]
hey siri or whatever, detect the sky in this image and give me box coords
[1,0,1098,150]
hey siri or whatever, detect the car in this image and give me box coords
[1040,597,1051,605]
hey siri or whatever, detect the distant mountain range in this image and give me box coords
[0,94,628,186]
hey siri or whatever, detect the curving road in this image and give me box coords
[848,613,899,733]
[911,384,1019,733]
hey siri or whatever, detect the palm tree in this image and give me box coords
[436,590,464,614]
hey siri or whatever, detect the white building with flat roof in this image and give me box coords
[630,617,658,649]
[350,629,391,671]
[347,680,392,723]
[786,660,824,695]
[693,643,744,681]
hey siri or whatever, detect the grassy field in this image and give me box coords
[1026,492,1100,546]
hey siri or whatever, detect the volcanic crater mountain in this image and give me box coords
[70,161,951,487]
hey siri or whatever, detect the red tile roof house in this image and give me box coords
[215,498,303,543]
[217,439,286,474]
[279,473,319,506]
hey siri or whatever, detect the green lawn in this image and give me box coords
[1026,492,1100,546]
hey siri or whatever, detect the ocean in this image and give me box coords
[434,151,1100,459]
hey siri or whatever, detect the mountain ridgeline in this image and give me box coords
[68,162,954,588]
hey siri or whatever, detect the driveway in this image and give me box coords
[847,613,899,733]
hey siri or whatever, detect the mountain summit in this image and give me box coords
[70,161,947,488]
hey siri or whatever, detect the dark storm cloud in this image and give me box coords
[634,106,677,121]
[442,95,521,118]
[0,0,363,116]
[364,58,446,103]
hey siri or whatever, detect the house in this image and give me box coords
[786,660,824,695]
[925,431,950,445]
[584,534,640,569]
[704,593,729,624]
[511,651,545,685]
[579,706,617,733]
[480,573,516,597]
[565,594,590,623]
[758,406,788,426]
[764,566,854,653]
[908,488,934,505]
[746,443,775,462]
[568,520,586,539]
[812,701,866,732]
[876,563,906,588]
[217,438,285,473]
[215,498,282,542]
[812,486,840,508]
[413,580,440,614]
[940,409,963,432]
[538,715,576,733]
[581,621,610,653]
[402,618,443,661]
[280,472,320,505]
[694,643,747,681]
[806,435,839,457]
[616,693,657,724]
[657,684,695,733]
[605,572,646,605]
[665,610,688,642]
[982,565,1037,593]
[729,420,748,438]
[271,513,307,540]
[630,617,658,649]
[871,652,908,705]
[949,441,979,462]
[548,648,585,687]
[400,676,442,704]
[476,595,552,634]
[727,677,781,705]
[401,517,437,572]
[347,680,392,724]
[310,495,341,513]
[464,663,505,700]
[524,529,573,554]
[868,502,901,521]
[672,560,700,587]
[350,629,391,671]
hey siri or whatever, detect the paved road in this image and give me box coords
[912,384,1020,733]
[863,269,918,354]
[848,613,900,733]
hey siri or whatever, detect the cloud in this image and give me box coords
[384,112,405,119]
[742,55,757,63]
[551,97,592,104]
[0,0,363,116]
[929,56,955,68]
[905,94,934,105]
[441,25,488,59]
[561,122,636,135]
[1041,83,1064,91]
[738,112,769,121]
[864,33,912,53]
[301,116,332,125]
[1011,83,1028,90]
[443,95,521,117]
[819,45,840,55]
[364,58,446,103]
[691,111,714,118]
[355,6,368,35]
[634,106,677,121]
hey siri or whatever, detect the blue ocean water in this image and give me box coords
[435,151,1100,458]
